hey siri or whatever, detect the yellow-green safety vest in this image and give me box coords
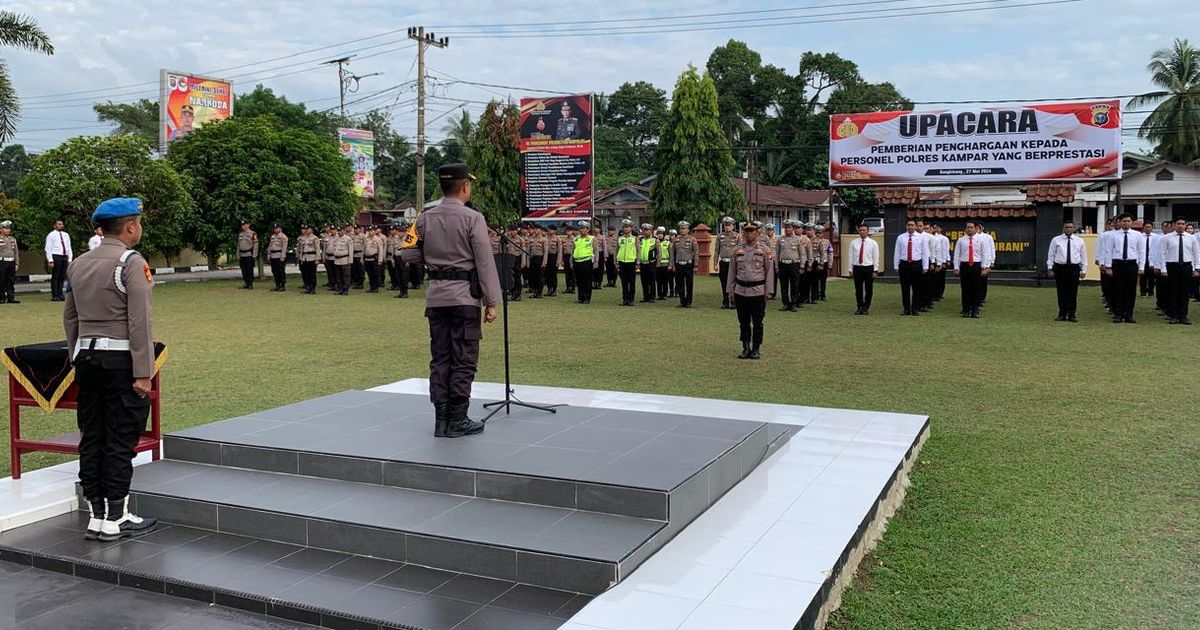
[658,239,671,264]
[639,238,656,263]
[617,235,638,263]
[573,235,594,261]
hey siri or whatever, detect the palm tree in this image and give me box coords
[1129,38,1200,165]
[0,11,54,144]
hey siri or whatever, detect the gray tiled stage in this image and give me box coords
[169,392,763,493]
[0,513,588,630]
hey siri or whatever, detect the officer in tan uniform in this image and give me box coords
[604,225,618,287]
[392,224,410,299]
[237,220,258,290]
[267,223,288,292]
[813,225,833,301]
[669,221,698,308]
[0,220,18,304]
[296,225,320,294]
[562,223,578,294]
[526,225,547,298]
[350,225,366,289]
[543,225,560,297]
[331,227,353,295]
[591,221,608,291]
[655,226,670,300]
[64,198,158,541]
[715,216,738,309]
[726,221,774,360]
[776,220,808,312]
[500,223,525,301]
[322,226,337,290]
[401,163,501,437]
[363,225,384,293]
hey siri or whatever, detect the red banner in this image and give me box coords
[519,94,593,220]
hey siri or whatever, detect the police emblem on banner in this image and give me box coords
[1090,104,1112,126]
[836,117,860,138]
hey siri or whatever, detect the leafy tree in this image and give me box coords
[466,100,521,226]
[440,109,473,163]
[16,135,190,259]
[1129,38,1200,165]
[836,187,883,225]
[650,65,744,227]
[605,81,669,160]
[0,142,30,196]
[93,99,158,142]
[234,85,344,136]
[0,11,53,143]
[594,126,648,189]
[167,117,355,263]
[706,41,786,146]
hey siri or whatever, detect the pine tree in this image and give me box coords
[650,65,744,227]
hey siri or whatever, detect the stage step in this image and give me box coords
[125,459,664,594]
[0,512,586,630]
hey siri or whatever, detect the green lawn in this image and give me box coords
[2,277,1197,629]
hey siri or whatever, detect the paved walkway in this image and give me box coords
[0,561,316,629]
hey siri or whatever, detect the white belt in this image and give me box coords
[75,338,131,353]
[0,257,14,262]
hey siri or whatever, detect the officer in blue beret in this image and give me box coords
[64,198,158,542]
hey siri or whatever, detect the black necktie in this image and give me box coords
[1181,234,1185,264]
[1065,236,1072,266]
[1123,231,1128,260]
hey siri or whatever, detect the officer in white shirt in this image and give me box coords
[1100,213,1145,323]
[1046,220,1087,322]
[914,221,934,312]
[1154,221,1173,315]
[849,223,881,315]
[893,220,929,316]
[1158,217,1200,325]
[930,223,951,301]
[1139,221,1159,298]
[1096,218,1116,311]
[974,221,995,306]
[88,227,104,252]
[953,221,992,318]
[44,218,74,301]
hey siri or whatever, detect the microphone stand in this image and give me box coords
[482,230,562,423]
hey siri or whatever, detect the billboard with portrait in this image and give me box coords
[519,94,593,220]
[159,70,233,151]
[337,128,375,198]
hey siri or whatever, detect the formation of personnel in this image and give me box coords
[1094,214,1200,324]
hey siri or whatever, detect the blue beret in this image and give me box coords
[92,198,142,223]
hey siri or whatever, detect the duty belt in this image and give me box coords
[364,256,377,261]
[75,338,130,355]
[238,249,252,255]
[0,257,14,262]
[720,258,731,263]
[428,268,472,281]
[736,279,765,287]
[781,260,798,264]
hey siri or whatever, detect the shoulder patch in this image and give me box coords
[144,264,154,283]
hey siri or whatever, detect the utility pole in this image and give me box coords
[323,56,354,116]
[407,26,449,212]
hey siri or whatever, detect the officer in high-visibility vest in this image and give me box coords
[638,223,658,303]
[615,219,638,306]
[572,220,598,304]
[655,227,670,300]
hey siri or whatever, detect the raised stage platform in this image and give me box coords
[0,382,927,630]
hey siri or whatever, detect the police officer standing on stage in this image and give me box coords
[237,220,258,289]
[296,225,320,294]
[715,217,737,309]
[267,223,288,292]
[403,163,501,437]
[1046,220,1086,322]
[64,198,158,541]
[0,220,18,304]
[726,221,774,360]
[670,221,698,308]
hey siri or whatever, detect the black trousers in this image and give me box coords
[0,260,15,302]
[605,255,617,285]
[1053,263,1081,316]
[573,260,594,302]
[779,263,800,307]
[592,260,604,288]
[959,262,982,314]
[387,258,399,289]
[656,266,670,298]
[618,262,637,303]
[1100,268,1111,304]
[734,294,766,347]
[527,260,543,295]
[1166,262,1194,320]
[718,261,731,307]
[1111,260,1139,319]
[409,262,424,289]
[300,261,317,290]
[426,306,481,405]
[336,263,351,292]
[1141,265,1156,295]
[75,351,149,501]
[916,267,930,308]
[817,266,829,300]
[675,263,695,306]
[1156,273,1168,311]
[351,259,364,288]
[808,268,822,302]
[798,267,811,303]
[366,258,382,290]
[50,254,69,298]
[325,259,337,287]
[898,261,923,312]
[498,254,521,297]
[980,270,990,303]
[543,260,558,293]
[640,264,656,302]
[238,256,255,287]
[270,258,286,288]
[563,258,576,290]
[852,265,875,308]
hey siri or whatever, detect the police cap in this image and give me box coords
[438,163,476,181]
[722,216,735,225]
[578,220,591,229]
[815,225,825,232]
[678,221,690,229]
[92,198,143,223]
[0,220,12,229]
[655,226,665,233]
[669,229,678,235]
[621,219,633,226]
[743,221,760,231]
[641,223,653,230]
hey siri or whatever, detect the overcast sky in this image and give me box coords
[5,0,1194,154]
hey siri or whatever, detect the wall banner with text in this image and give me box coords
[159,70,233,151]
[830,100,1121,186]
[519,94,593,221]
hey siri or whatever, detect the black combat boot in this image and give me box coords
[85,497,106,540]
[99,497,157,542]
[738,342,751,359]
[443,401,485,438]
[749,346,762,360]
[433,402,451,437]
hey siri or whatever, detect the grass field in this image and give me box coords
[2,276,1197,629]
